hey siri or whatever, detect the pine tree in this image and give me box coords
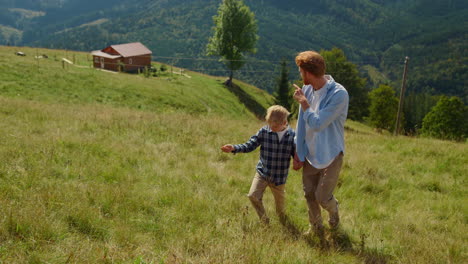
[403,92,439,134]
[274,59,291,111]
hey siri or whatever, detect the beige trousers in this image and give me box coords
[303,153,343,226]
[247,172,285,222]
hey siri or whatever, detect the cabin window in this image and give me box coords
[94,57,99,63]
[129,58,133,65]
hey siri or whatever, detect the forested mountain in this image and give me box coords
[1,0,467,103]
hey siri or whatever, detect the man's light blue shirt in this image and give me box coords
[295,75,349,169]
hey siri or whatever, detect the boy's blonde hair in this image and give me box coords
[265,105,290,124]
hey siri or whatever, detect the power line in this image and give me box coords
[152,55,412,64]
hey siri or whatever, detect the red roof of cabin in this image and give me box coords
[91,42,152,59]
[109,42,152,57]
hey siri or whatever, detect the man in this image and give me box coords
[292,51,349,234]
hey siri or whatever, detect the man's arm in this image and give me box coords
[302,90,348,132]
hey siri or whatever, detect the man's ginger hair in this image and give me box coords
[295,51,326,77]
[265,105,290,124]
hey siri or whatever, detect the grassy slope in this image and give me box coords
[0,46,467,263]
[0,46,272,119]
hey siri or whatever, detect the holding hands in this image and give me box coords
[292,152,304,170]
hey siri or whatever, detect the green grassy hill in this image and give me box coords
[0,46,273,119]
[2,0,467,98]
[0,46,466,263]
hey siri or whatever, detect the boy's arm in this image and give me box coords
[290,137,296,158]
[232,129,262,154]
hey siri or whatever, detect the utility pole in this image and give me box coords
[394,56,410,136]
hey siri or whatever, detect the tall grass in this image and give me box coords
[0,46,467,263]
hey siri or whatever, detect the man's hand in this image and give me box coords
[293,84,305,102]
[293,84,310,111]
[221,144,235,153]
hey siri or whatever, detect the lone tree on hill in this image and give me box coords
[421,96,467,141]
[206,0,258,87]
[368,84,399,132]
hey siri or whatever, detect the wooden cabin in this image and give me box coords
[91,42,152,73]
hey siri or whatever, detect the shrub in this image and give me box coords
[368,84,399,132]
[421,96,467,141]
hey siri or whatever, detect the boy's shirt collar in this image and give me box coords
[266,125,291,135]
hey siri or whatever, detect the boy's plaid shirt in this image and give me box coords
[233,126,296,186]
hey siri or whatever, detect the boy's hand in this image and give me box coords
[293,159,304,170]
[293,152,304,170]
[221,144,235,153]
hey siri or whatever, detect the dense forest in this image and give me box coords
[0,0,467,131]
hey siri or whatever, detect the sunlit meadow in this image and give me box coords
[0,46,466,263]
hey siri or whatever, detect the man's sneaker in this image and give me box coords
[303,223,324,237]
[328,204,340,229]
[260,216,270,225]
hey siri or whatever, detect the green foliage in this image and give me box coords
[404,57,468,103]
[403,92,439,134]
[321,48,369,121]
[381,30,467,104]
[206,0,258,84]
[274,59,293,112]
[421,96,467,141]
[368,84,399,131]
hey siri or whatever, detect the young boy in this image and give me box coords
[221,105,301,224]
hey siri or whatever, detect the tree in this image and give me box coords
[421,96,467,141]
[403,92,439,135]
[321,48,369,121]
[274,59,292,110]
[274,59,298,119]
[368,84,399,132]
[206,0,258,87]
